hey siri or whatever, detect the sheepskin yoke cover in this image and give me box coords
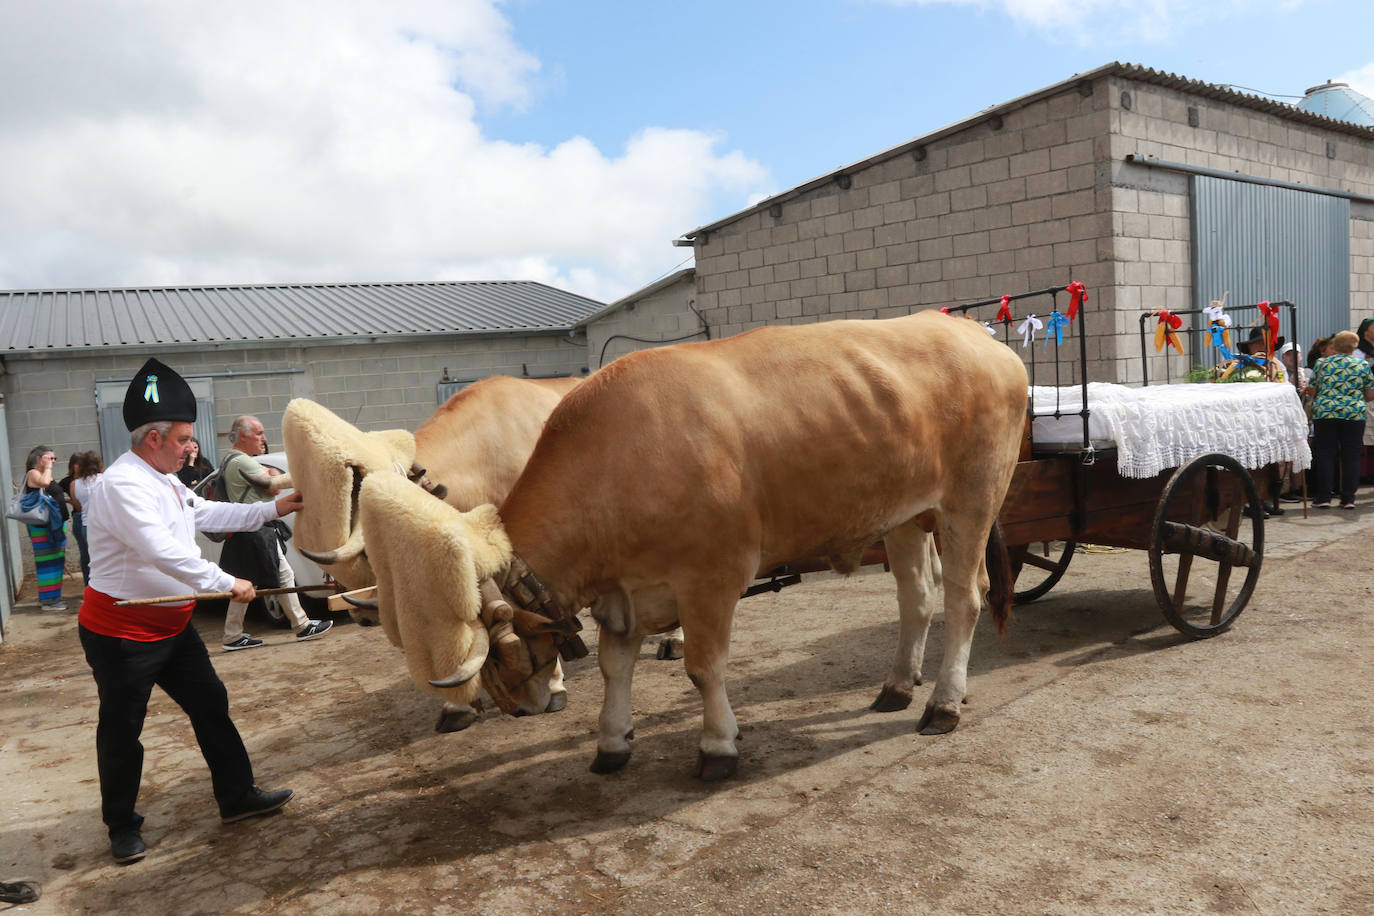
[281,398,418,589]
[359,471,513,708]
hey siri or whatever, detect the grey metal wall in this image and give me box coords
[1191,175,1351,351]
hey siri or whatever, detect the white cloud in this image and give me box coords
[1338,63,1374,100]
[0,1,768,302]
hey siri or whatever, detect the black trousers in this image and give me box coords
[79,624,255,836]
[1311,418,1366,505]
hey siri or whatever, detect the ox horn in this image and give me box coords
[428,624,490,688]
[297,528,367,566]
[341,593,379,610]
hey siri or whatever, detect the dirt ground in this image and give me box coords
[3,504,1372,915]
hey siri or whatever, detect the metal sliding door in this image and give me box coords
[1192,174,1350,350]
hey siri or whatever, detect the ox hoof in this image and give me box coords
[656,637,685,661]
[435,707,479,734]
[696,751,739,782]
[870,686,914,713]
[545,692,567,714]
[590,749,632,774]
[916,705,961,736]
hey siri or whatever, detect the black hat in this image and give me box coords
[122,358,197,431]
[1239,327,1284,355]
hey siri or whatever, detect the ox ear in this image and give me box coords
[359,472,513,707]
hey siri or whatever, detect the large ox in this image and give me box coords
[362,311,1028,779]
[281,376,583,729]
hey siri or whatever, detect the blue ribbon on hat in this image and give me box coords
[144,375,160,403]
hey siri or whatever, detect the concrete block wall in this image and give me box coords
[1353,215,1374,327]
[303,333,586,434]
[2,332,586,584]
[693,81,1119,384]
[1106,174,1193,385]
[1109,77,1374,195]
[584,274,703,369]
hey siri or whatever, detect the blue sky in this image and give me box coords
[491,0,1374,197]
[1,0,1372,302]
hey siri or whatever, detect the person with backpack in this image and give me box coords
[217,415,332,651]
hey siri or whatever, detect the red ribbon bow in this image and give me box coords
[1257,301,1279,349]
[996,295,1013,324]
[1153,309,1183,353]
[1066,281,1088,321]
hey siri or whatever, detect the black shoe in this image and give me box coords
[220,786,294,823]
[295,619,333,642]
[0,881,41,904]
[1279,492,1303,503]
[1267,504,1285,516]
[111,830,146,865]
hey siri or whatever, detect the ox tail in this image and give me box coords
[984,522,1013,636]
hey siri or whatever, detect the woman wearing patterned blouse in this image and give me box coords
[1307,330,1374,509]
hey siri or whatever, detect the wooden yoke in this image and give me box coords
[499,554,589,660]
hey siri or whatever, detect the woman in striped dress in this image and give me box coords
[23,445,69,609]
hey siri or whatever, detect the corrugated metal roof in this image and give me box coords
[683,62,1374,240]
[0,280,606,354]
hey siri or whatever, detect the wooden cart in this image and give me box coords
[745,288,1299,640]
[1001,447,1272,637]
[968,291,1300,638]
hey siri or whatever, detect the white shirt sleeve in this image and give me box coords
[191,492,280,533]
[85,452,280,599]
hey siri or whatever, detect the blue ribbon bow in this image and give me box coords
[1207,325,1237,361]
[1044,311,1069,348]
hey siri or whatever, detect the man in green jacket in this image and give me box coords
[218,415,332,650]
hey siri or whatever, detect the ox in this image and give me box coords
[363,311,1027,779]
[281,376,581,730]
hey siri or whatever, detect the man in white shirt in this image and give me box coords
[79,358,303,866]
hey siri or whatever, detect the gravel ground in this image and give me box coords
[2,499,1372,914]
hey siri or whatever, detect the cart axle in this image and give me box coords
[1159,521,1255,567]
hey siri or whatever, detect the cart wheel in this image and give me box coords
[1010,540,1075,604]
[1148,453,1263,638]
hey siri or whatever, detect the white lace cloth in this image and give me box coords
[1030,382,1312,479]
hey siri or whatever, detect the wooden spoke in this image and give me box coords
[1011,540,1075,604]
[1148,453,1263,638]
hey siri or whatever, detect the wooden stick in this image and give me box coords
[327,585,377,613]
[115,584,338,606]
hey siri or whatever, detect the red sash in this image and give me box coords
[78,587,195,641]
